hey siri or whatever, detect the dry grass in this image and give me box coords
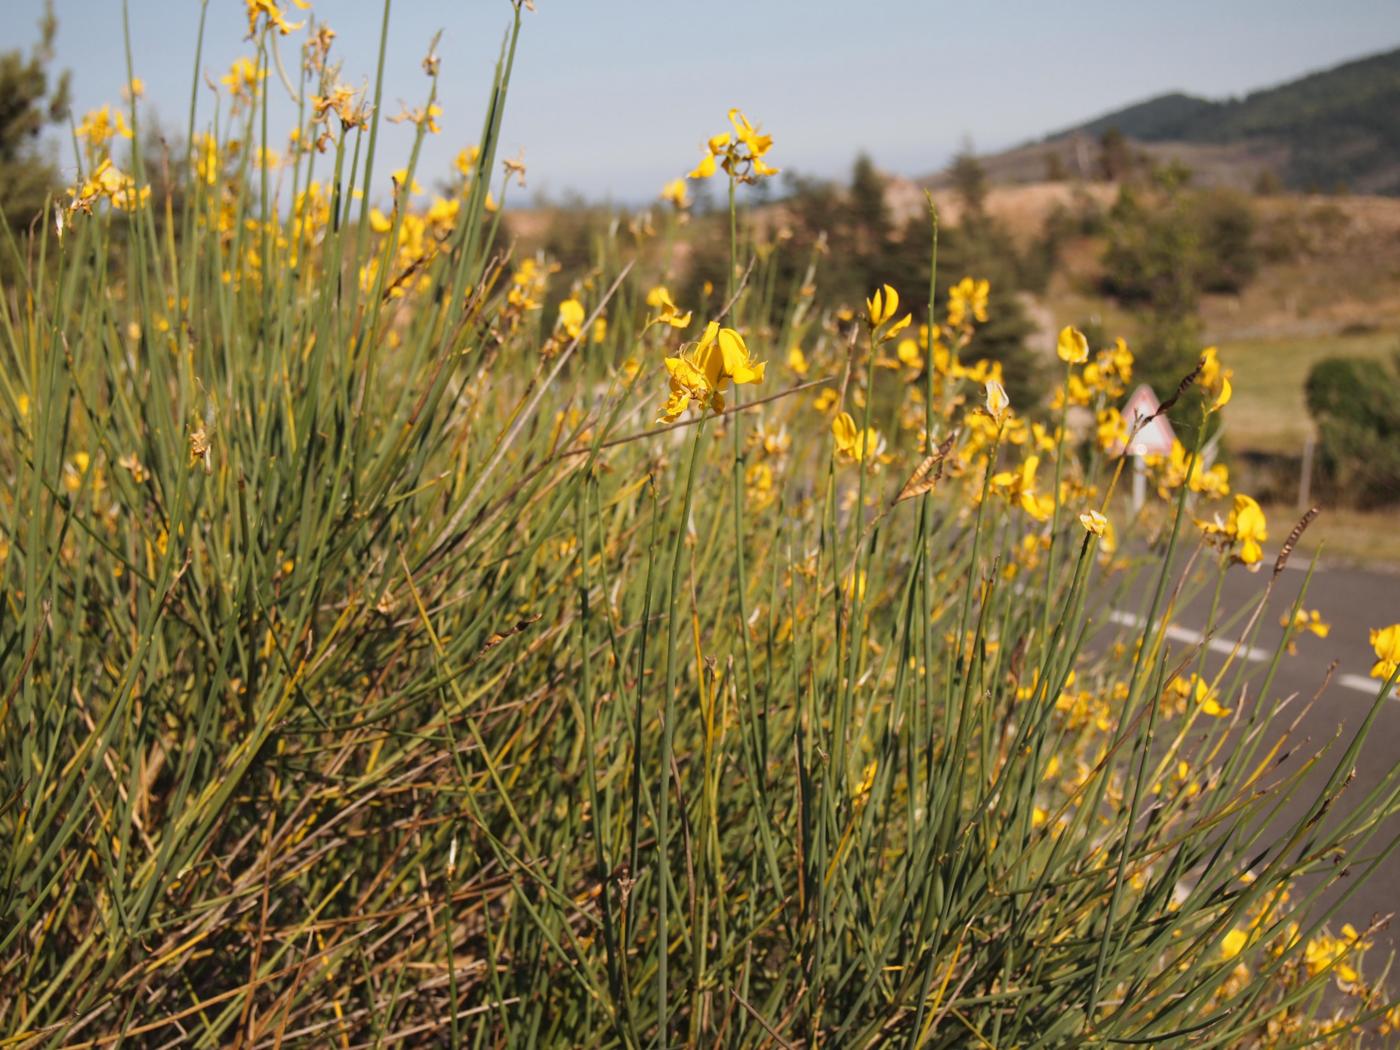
[1264,502,1400,569]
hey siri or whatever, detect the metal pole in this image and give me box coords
[1132,454,1146,513]
[1298,435,1315,511]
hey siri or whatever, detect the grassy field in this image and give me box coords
[3,2,1400,1046]
[1219,329,1400,454]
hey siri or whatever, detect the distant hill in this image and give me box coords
[928,47,1400,195]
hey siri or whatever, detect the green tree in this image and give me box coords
[935,216,1042,408]
[1306,353,1400,507]
[0,1,70,235]
[1097,127,1132,181]
[948,141,988,214]
[847,152,891,255]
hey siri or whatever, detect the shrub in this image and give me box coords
[1305,353,1400,506]
[2,4,1397,1046]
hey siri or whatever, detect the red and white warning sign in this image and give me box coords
[1115,384,1177,457]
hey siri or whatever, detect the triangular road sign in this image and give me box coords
[1115,384,1177,457]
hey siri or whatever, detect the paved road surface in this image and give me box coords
[1105,554,1400,992]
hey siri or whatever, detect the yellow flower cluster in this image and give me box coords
[687,109,779,184]
[68,158,149,215]
[657,322,765,424]
[1195,494,1268,568]
[68,102,149,216]
[245,0,308,37]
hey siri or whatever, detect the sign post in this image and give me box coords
[1115,384,1177,513]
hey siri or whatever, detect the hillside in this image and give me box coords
[1052,46,1400,194]
[929,47,1400,195]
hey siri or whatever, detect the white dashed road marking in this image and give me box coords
[1106,610,1392,698]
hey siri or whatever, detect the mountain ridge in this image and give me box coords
[941,46,1400,195]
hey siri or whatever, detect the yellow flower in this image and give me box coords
[852,760,877,800]
[557,298,586,341]
[991,455,1054,522]
[716,328,765,385]
[787,346,808,376]
[813,387,838,413]
[656,322,763,424]
[689,109,779,183]
[866,284,900,327]
[455,145,481,178]
[75,105,132,152]
[1281,608,1329,638]
[1233,496,1267,565]
[660,178,690,209]
[947,277,989,328]
[832,412,882,464]
[896,338,923,370]
[1195,678,1231,717]
[245,0,307,36]
[222,57,265,100]
[391,169,424,196]
[645,286,692,330]
[1198,346,1234,413]
[68,158,149,214]
[426,196,460,232]
[1079,510,1108,537]
[1196,494,1267,568]
[687,152,717,180]
[1303,927,1364,986]
[1371,623,1400,680]
[984,379,1010,425]
[745,461,775,510]
[1221,928,1248,960]
[1056,325,1089,364]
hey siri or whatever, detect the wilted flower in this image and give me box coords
[1079,509,1108,536]
[984,379,1010,425]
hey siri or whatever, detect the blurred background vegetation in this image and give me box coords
[5,6,1399,530]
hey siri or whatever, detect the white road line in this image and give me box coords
[1339,672,1393,696]
[1106,610,1393,698]
[1107,610,1271,663]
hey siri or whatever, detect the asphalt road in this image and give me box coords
[1108,553,1400,991]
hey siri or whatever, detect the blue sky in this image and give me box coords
[12,1,1400,205]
